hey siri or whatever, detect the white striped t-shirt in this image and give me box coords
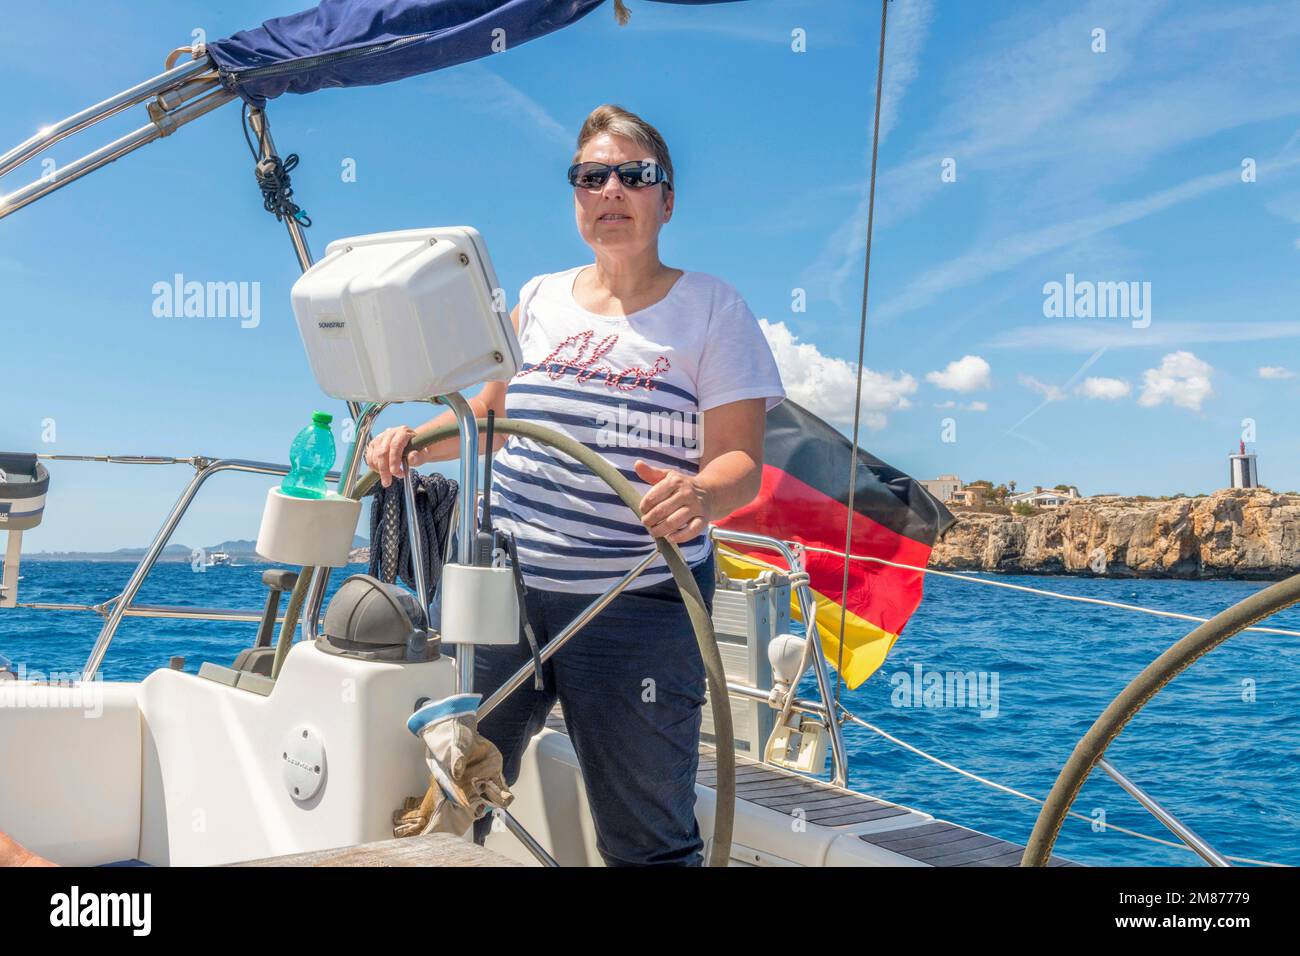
[486,265,785,593]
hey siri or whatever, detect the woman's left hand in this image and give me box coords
[634,460,710,543]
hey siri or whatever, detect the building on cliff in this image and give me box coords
[920,474,963,503]
[1009,485,1080,508]
[1230,440,1259,489]
[919,476,995,507]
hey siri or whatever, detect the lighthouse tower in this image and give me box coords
[1229,439,1258,489]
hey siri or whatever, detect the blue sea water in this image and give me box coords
[2,561,1296,867]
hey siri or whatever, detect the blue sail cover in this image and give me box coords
[209,0,742,104]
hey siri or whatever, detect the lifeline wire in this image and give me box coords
[802,545,1300,638]
[835,707,1284,867]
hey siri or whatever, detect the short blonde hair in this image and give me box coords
[573,104,674,189]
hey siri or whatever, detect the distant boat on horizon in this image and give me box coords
[191,549,236,569]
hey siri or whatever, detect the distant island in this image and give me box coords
[24,537,370,564]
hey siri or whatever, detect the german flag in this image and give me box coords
[714,400,955,689]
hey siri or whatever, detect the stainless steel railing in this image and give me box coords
[709,527,850,787]
[1099,758,1230,866]
[0,55,236,220]
[26,397,442,681]
[16,600,293,625]
[76,457,341,680]
[16,432,851,787]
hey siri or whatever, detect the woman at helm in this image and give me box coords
[365,104,784,866]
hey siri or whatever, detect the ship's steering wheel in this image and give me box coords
[1021,572,1300,866]
[351,416,737,868]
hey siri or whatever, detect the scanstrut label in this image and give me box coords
[316,313,347,337]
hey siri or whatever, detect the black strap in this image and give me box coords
[504,532,545,691]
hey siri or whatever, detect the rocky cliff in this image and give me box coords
[929,488,1300,579]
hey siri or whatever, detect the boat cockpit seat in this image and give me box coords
[230,568,298,675]
[231,645,276,676]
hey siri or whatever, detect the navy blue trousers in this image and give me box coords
[436,552,715,867]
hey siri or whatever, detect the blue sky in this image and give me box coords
[4,0,1300,552]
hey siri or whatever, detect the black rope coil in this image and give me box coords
[255,154,311,226]
[241,102,311,227]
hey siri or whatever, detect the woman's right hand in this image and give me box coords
[365,425,422,488]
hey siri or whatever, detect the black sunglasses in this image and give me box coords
[568,160,672,191]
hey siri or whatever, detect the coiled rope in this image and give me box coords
[241,102,311,226]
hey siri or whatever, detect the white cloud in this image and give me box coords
[925,354,991,392]
[1259,366,1294,380]
[1138,351,1214,411]
[1078,376,1132,399]
[759,319,916,430]
[1001,348,1107,437]
[1018,374,1065,402]
[933,399,988,412]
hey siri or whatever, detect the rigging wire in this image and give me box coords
[836,0,891,718]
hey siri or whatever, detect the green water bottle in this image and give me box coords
[280,411,336,499]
